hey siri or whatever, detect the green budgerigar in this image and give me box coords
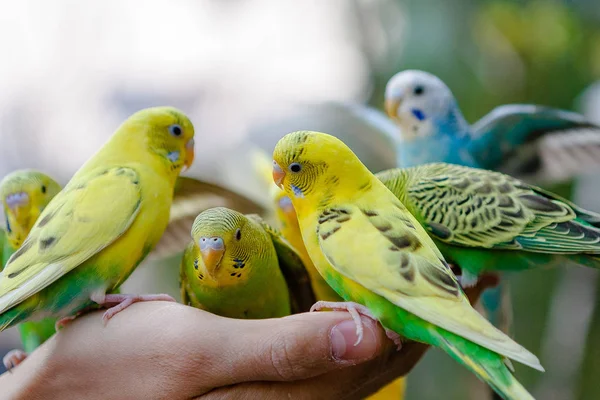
[273,131,543,400]
[376,163,600,286]
[0,170,61,369]
[180,207,315,318]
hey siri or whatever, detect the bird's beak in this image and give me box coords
[272,161,285,189]
[199,236,225,279]
[385,97,401,120]
[183,138,195,171]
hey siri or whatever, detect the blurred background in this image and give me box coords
[1,0,600,398]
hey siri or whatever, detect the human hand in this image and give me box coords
[0,276,493,400]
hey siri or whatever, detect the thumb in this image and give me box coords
[208,310,387,386]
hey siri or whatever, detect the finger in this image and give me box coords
[200,340,430,400]
[200,310,388,387]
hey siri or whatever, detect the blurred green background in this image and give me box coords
[1,1,600,399]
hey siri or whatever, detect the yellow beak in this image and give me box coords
[199,236,225,279]
[384,97,401,120]
[184,138,195,171]
[272,161,285,189]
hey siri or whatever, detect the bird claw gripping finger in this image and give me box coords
[97,293,176,324]
[55,314,80,331]
[310,301,378,346]
[3,349,28,372]
[384,328,403,351]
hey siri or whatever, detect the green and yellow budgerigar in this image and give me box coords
[252,149,340,302]
[376,163,600,286]
[180,207,315,318]
[0,106,195,370]
[0,170,61,368]
[252,150,408,400]
[272,131,543,400]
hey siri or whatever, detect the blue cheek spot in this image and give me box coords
[291,184,304,198]
[5,214,11,233]
[167,151,180,163]
[411,108,426,121]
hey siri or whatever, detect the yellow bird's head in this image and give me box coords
[189,207,270,287]
[272,131,370,212]
[116,106,196,177]
[0,170,61,249]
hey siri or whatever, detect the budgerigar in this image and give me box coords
[273,131,543,400]
[252,149,340,302]
[384,69,600,180]
[0,107,195,370]
[252,149,408,400]
[180,207,315,318]
[384,69,600,336]
[376,164,600,285]
[0,170,61,369]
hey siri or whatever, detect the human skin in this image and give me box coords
[0,276,493,400]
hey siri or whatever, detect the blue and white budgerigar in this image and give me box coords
[384,70,600,181]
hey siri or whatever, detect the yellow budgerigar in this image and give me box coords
[0,107,195,369]
[272,131,543,400]
[180,207,315,318]
[0,170,61,369]
[253,148,408,400]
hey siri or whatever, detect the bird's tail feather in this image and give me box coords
[435,330,534,400]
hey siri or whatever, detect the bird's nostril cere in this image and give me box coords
[5,192,30,209]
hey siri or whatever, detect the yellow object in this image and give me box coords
[252,148,406,400]
[272,131,542,400]
[0,107,195,331]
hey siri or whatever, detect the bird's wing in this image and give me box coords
[470,104,600,181]
[248,214,316,313]
[316,201,542,370]
[0,167,142,313]
[151,177,266,259]
[378,164,600,253]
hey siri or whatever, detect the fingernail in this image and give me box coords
[330,317,379,362]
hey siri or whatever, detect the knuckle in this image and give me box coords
[267,334,303,381]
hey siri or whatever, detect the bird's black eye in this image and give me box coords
[169,124,183,137]
[413,86,424,96]
[41,185,46,194]
[235,228,242,241]
[289,163,302,173]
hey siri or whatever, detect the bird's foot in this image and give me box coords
[310,301,377,346]
[384,328,403,351]
[3,349,27,372]
[95,293,176,324]
[55,314,80,331]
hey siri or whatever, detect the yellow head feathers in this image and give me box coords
[272,131,371,208]
[105,106,195,177]
[0,170,61,249]
[190,207,270,286]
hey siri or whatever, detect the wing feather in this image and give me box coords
[0,167,142,313]
[379,164,600,254]
[316,200,542,370]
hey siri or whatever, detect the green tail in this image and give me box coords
[434,331,534,400]
[18,318,56,353]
